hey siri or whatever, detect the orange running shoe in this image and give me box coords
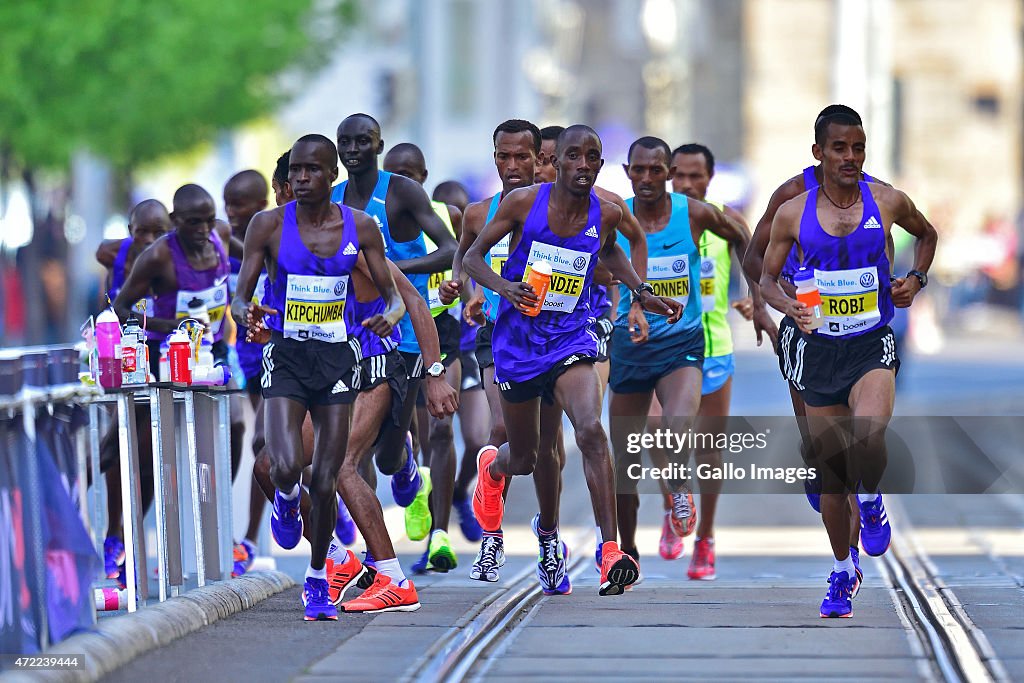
[598,541,639,596]
[687,537,716,580]
[341,573,421,613]
[326,550,368,606]
[472,446,505,532]
[658,512,683,560]
[669,489,697,538]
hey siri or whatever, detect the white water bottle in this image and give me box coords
[793,268,824,330]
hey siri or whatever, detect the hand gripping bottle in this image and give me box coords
[95,308,123,389]
[168,327,193,384]
[521,260,552,317]
[793,268,824,331]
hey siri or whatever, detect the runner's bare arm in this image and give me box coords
[883,188,938,308]
[442,200,487,304]
[231,210,280,330]
[112,242,177,333]
[760,199,811,331]
[464,187,537,311]
[95,239,120,269]
[390,177,458,275]
[717,203,778,347]
[595,186,647,279]
[354,212,405,338]
[742,176,803,284]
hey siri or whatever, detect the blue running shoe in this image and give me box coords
[537,534,570,595]
[411,545,432,575]
[335,497,357,546]
[271,490,303,550]
[858,494,891,557]
[302,577,337,621]
[390,433,421,507]
[530,513,569,560]
[595,543,602,574]
[850,546,863,598]
[820,570,855,618]
[804,470,822,513]
[103,536,125,581]
[454,496,483,542]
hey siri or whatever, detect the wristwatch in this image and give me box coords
[426,361,446,378]
[631,282,655,302]
[907,270,928,288]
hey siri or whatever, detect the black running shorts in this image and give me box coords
[261,332,360,407]
[359,349,409,445]
[593,316,614,363]
[474,320,495,370]
[497,353,596,405]
[777,316,900,408]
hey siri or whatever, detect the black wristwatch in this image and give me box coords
[631,282,655,302]
[907,270,928,288]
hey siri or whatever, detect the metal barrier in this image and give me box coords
[0,345,235,653]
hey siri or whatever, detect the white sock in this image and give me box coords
[833,555,856,581]
[280,484,300,501]
[376,557,407,585]
[327,540,347,563]
[858,491,879,504]
[306,564,327,581]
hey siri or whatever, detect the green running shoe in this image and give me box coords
[405,467,432,541]
[428,529,457,572]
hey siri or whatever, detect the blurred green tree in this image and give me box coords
[0,0,356,170]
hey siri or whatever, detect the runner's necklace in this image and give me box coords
[821,186,861,210]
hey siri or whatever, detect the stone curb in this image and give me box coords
[0,570,296,683]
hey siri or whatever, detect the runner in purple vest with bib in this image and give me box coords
[464,125,681,597]
[760,110,937,619]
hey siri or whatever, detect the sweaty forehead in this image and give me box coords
[824,123,866,144]
[495,130,535,152]
[559,131,601,154]
[291,141,335,167]
[338,118,379,139]
[672,153,707,172]
[175,196,215,216]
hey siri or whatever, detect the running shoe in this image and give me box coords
[335,497,357,546]
[598,541,639,596]
[241,539,257,571]
[231,542,251,578]
[537,533,570,595]
[103,536,125,580]
[530,513,570,559]
[326,549,368,606]
[470,534,505,582]
[302,577,337,621]
[428,529,458,572]
[405,467,432,541]
[271,489,303,550]
[858,493,891,557]
[453,496,483,542]
[342,573,421,613]
[687,537,716,580]
[411,545,432,575]
[659,512,683,560]
[670,489,696,537]
[624,547,642,591]
[472,446,504,532]
[804,470,822,513]
[819,570,856,618]
[850,546,863,599]
[390,433,421,507]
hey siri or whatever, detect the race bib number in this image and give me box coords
[526,241,591,313]
[284,274,349,342]
[700,256,716,312]
[427,270,455,317]
[815,266,881,337]
[175,281,229,335]
[648,255,691,304]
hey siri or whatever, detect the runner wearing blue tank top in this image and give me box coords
[231,134,411,622]
[465,125,681,596]
[610,138,750,583]
[743,105,937,594]
[382,142,468,572]
[761,114,937,619]
[333,113,458,522]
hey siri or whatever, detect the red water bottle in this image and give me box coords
[168,328,193,384]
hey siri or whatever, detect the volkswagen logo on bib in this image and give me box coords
[860,272,875,288]
[673,259,686,273]
[573,256,587,272]
[701,260,714,276]
[215,289,225,302]
[334,280,345,296]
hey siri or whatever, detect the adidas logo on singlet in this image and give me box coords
[331,378,350,394]
[585,225,599,238]
[343,242,357,255]
[864,216,881,230]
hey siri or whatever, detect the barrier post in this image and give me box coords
[115,391,148,611]
[181,390,206,587]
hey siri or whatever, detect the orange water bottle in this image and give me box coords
[793,268,824,330]
[521,260,552,317]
